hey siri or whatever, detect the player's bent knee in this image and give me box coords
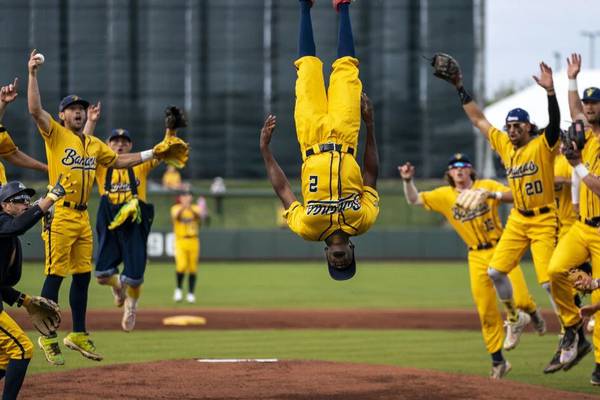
[487,267,506,282]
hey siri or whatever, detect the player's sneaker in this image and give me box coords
[529,308,546,335]
[186,293,196,303]
[38,334,64,366]
[490,360,511,379]
[63,332,103,361]
[121,297,137,332]
[112,282,126,308]
[174,288,183,302]
[562,335,592,372]
[503,311,531,351]
[543,336,563,374]
[591,365,600,386]
[587,316,595,333]
[332,0,352,12]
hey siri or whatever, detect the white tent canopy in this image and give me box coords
[478,70,600,177]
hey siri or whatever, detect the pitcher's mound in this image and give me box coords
[19,360,594,400]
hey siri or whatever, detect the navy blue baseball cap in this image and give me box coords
[108,128,132,142]
[505,108,530,124]
[447,153,472,169]
[59,95,90,112]
[327,246,356,281]
[0,181,35,203]
[582,87,600,103]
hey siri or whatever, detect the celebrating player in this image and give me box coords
[0,178,69,399]
[27,49,188,364]
[544,53,600,381]
[260,0,379,280]
[171,189,202,303]
[431,54,561,352]
[0,78,49,182]
[399,154,545,379]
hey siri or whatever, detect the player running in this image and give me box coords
[399,154,544,379]
[260,0,379,280]
[432,54,561,352]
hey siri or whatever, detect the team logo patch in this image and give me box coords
[61,148,97,170]
[505,161,539,179]
[452,203,490,222]
[109,178,141,193]
[306,194,362,216]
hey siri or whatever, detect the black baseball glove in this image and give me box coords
[431,53,462,85]
[165,106,187,129]
[561,120,586,160]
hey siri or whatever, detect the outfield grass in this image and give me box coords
[25,330,598,395]
[17,261,554,310]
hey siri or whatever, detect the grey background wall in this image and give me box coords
[0,0,480,180]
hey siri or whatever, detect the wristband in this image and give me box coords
[568,79,578,91]
[457,86,473,105]
[141,149,154,162]
[16,293,27,307]
[575,164,589,178]
[47,192,58,202]
[494,191,503,200]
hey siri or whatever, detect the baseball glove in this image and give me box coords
[561,120,586,160]
[568,268,598,293]
[165,106,187,129]
[431,53,462,85]
[152,136,189,169]
[23,296,61,336]
[456,189,488,210]
[108,198,141,230]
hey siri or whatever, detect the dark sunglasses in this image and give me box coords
[448,162,472,170]
[8,195,31,205]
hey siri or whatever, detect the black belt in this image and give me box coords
[305,143,354,158]
[469,242,495,251]
[582,216,600,228]
[181,235,198,239]
[61,201,88,211]
[517,206,550,217]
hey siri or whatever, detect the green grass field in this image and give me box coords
[15,261,600,395]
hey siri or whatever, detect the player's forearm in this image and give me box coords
[4,150,48,173]
[0,205,46,237]
[113,152,146,169]
[362,121,379,189]
[83,119,97,136]
[462,101,490,139]
[261,146,296,209]
[402,179,421,205]
[568,78,585,121]
[27,73,51,131]
[0,101,8,122]
[496,190,513,203]
[572,169,581,205]
[578,169,600,197]
[544,92,560,147]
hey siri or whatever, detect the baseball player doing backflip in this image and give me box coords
[431,54,562,354]
[261,0,380,280]
[400,154,544,379]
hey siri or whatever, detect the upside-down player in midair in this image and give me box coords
[261,0,380,280]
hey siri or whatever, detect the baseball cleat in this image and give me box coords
[543,348,563,374]
[121,297,137,332]
[503,311,531,351]
[112,282,126,308]
[174,288,183,302]
[332,0,352,11]
[562,337,592,372]
[186,293,196,304]
[490,360,511,379]
[38,334,64,366]
[559,323,583,366]
[591,365,600,386]
[529,308,546,335]
[63,332,103,361]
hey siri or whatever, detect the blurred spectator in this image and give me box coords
[162,165,182,190]
[196,195,211,226]
[210,177,226,215]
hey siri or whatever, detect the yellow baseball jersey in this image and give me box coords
[420,179,508,249]
[284,153,379,241]
[96,160,159,204]
[171,204,201,238]
[578,131,600,219]
[39,117,117,205]
[489,127,557,211]
[0,125,19,185]
[554,154,576,227]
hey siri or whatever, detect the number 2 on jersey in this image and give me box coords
[525,180,543,196]
[309,175,318,192]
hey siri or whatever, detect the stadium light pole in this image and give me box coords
[581,31,600,69]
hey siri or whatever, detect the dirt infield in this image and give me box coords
[10,308,564,331]
[18,360,598,400]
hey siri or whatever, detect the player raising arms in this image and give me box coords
[431,54,562,352]
[260,0,379,280]
[27,49,187,364]
[399,154,544,379]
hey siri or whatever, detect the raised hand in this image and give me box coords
[0,78,18,104]
[567,53,582,80]
[87,101,101,122]
[398,162,415,181]
[532,62,554,92]
[28,49,43,75]
[47,173,75,201]
[260,114,277,149]
[361,92,374,125]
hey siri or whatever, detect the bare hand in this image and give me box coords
[532,62,554,92]
[361,92,374,125]
[260,114,277,150]
[567,53,582,80]
[28,49,43,75]
[87,101,101,122]
[580,304,600,319]
[398,162,415,180]
[0,78,18,104]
